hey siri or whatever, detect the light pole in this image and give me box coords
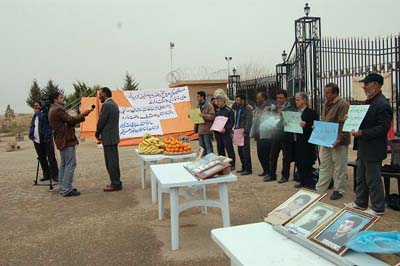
[225,56,232,76]
[170,42,175,82]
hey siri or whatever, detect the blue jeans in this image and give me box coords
[58,146,77,196]
[199,133,213,155]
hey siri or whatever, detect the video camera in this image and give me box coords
[40,97,52,114]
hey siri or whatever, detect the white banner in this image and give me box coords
[119,119,163,138]
[120,104,177,121]
[123,86,190,106]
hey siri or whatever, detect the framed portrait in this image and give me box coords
[309,207,380,256]
[285,202,340,237]
[264,189,326,225]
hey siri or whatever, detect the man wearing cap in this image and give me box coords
[316,83,350,200]
[345,73,392,215]
[214,94,235,169]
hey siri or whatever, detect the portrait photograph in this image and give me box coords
[285,202,340,237]
[309,207,380,255]
[264,189,326,225]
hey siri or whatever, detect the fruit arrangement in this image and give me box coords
[164,137,192,154]
[138,133,166,154]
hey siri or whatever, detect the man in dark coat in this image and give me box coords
[234,93,253,175]
[294,92,319,189]
[345,73,392,215]
[29,101,59,182]
[214,94,235,169]
[96,87,123,192]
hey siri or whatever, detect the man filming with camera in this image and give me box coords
[29,101,59,182]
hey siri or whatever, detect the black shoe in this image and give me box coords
[64,190,81,197]
[263,175,277,182]
[330,191,343,200]
[236,169,245,173]
[258,172,266,177]
[52,178,58,182]
[277,178,288,184]
[294,182,302,188]
[40,177,50,182]
[240,171,252,176]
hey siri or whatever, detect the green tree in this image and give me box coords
[4,104,15,120]
[65,81,99,113]
[41,80,64,99]
[123,72,139,90]
[26,79,42,108]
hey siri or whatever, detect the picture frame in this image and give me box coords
[195,147,204,160]
[194,162,231,180]
[308,207,380,256]
[264,189,326,225]
[285,202,340,237]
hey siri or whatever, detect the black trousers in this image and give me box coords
[256,138,272,174]
[214,131,235,168]
[103,145,122,188]
[238,135,252,172]
[296,162,315,189]
[270,138,293,179]
[34,141,58,180]
[355,159,385,212]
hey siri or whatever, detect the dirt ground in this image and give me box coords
[0,136,399,266]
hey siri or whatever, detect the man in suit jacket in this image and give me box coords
[96,87,122,192]
[346,73,392,215]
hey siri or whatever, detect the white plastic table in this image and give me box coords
[133,148,196,195]
[151,162,237,250]
[211,222,388,266]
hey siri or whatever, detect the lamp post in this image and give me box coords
[169,42,175,82]
[304,3,310,17]
[225,56,232,76]
[282,50,287,62]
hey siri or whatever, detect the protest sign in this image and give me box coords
[343,105,370,132]
[308,121,339,148]
[259,116,280,139]
[282,111,303,134]
[211,116,228,132]
[233,128,244,146]
[188,108,205,124]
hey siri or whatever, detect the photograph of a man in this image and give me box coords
[317,215,365,249]
[299,209,328,231]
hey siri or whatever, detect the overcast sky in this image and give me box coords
[1,0,399,113]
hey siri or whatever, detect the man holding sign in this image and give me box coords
[346,73,392,215]
[316,83,350,200]
[195,91,215,155]
[213,94,235,169]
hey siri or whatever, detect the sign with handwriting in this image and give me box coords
[308,121,339,148]
[342,105,370,132]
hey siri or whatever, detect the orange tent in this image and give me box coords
[80,90,197,146]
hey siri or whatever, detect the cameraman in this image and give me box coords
[29,101,59,182]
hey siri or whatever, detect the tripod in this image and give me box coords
[33,157,57,190]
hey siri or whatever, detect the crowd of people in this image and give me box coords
[29,73,392,216]
[194,73,392,215]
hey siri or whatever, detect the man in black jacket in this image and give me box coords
[234,93,253,175]
[214,94,235,169]
[96,87,123,192]
[29,101,59,182]
[345,73,392,215]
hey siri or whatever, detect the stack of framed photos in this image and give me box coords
[264,189,380,256]
[184,152,232,180]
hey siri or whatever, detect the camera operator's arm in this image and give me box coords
[56,107,89,125]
